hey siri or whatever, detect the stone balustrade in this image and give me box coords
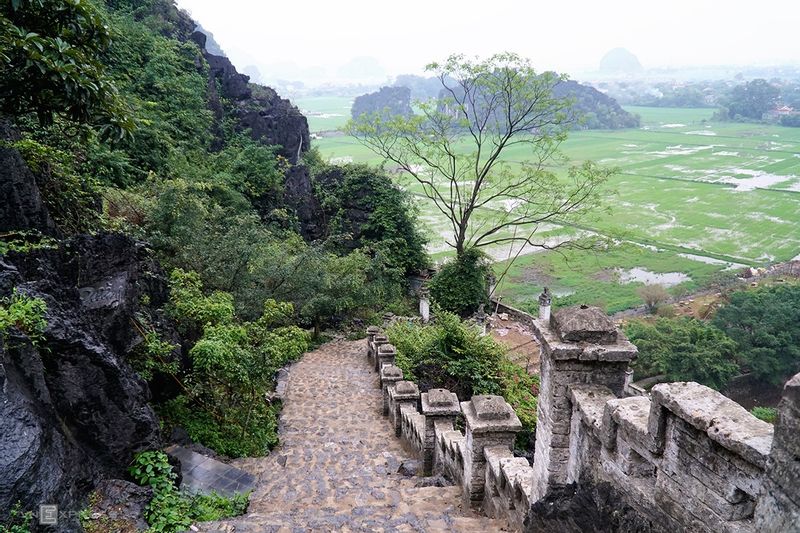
[366,327,528,526]
[379,363,403,415]
[364,313,800,532]
[388,380,419,437]
[529,303,799,533]
[376,342,397,371]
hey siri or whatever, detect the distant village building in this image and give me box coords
[765,104,799,121]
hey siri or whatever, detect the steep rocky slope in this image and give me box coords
[0,1,312,528]
[0,233,169,532]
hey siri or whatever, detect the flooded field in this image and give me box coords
[308,104,800,312]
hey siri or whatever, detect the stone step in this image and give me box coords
[165,445,255,498]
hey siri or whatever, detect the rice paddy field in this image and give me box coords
[297,97,800,313]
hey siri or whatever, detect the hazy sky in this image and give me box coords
[176,0,799,84]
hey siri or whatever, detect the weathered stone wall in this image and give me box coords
[527,304,799,533]
[366,311,800,532]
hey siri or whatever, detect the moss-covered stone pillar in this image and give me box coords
[421,388,460,475]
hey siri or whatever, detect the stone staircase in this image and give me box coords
[198,340,507,532]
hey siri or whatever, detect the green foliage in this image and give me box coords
[129,451,248,533]
[212,137,284,200]
[167,268,235,336]
[713,284,800,385]
[387,310,503,398]
[387,312,537,447]
[429,248,491,316]
[0,0,134,138]
[297,249,378,335]
[725,79,780,120]
[102,11,212,180]
[308,161,428,275]
[129,329,179,381]
[497,359,539,450]
[625,317,739,390]
[780,114,800,127]
[161,272,309,457]
[0,231,57,256]
[10,138,101,233]
[0,289,47,344]
[750,406,778,424]
[1,502,32,533]
[159,396,280,458]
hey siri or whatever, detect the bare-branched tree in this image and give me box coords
[347,52,613,257]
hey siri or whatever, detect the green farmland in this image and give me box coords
[304,103,800,313]
[295,96,352,134]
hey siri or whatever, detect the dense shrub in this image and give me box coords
[429,248,491,316]
[713,284,800,386]
[388,310,503,397]
[625,317,739,390]
[10,138,102,234]
[307,159,428,276]
[387,311,538,449]
[0,289,47,345]
[158,273,309,457]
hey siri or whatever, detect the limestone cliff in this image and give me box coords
[0,233,169,532]
[188,30,309,162]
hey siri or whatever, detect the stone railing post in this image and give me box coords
[375,343,396,371]
[370,334,388,369]
[380,364,403,415]
[389,381,420,436]
[755,372,800,530]
[530,303,638,502]
[419,287,431,323]
[420,388,461,475]
[461,395,522,506]
[366,326,381,359]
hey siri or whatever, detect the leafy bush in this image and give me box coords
[387,311,538,449]
[750,406,778,424]
[625,317,739,390]
[387,310,503,398]
[160,273,308,457]
[0,0,134,138]
[129,329,179,381]
[129,451,248,533]
[167,269,235,337]
[429,248,491,316]
[713,284,800,385]
[159,396,280,459]
[307,160,428,275]
[0,289,47,345]
[10,138,102,234]
[1,502,32,533]
[497,359,539,450]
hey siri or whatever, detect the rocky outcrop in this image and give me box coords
[351,86,413,120]
[0,121,56,236]
[189,31,309,162]
[0,233,168,531]
[553,80,640,129]
[525,482,669,533]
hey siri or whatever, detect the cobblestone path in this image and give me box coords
[201,340,507,532]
